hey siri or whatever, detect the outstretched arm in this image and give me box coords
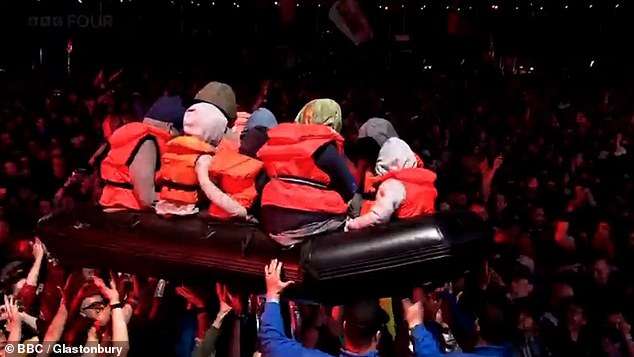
[259,260,333,357]
[346,179,405,230]
[196,154,248,218]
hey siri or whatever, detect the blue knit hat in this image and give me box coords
[243,108,278,134]
[145,95,186,129]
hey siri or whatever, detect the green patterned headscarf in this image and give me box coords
[294,99,343,133]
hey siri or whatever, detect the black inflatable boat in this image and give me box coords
[36,207,491,303]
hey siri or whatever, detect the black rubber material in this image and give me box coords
[36,207,491,303]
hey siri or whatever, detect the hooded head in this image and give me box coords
[375,138,418,176]
[183,103,228,146]
[294,99,342,133]
[239,108,278,157]
[145,95,186,130]
[358,118,398,147]
[243,108,278,135]
[194,81,238,124]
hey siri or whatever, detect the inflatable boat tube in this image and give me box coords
[36,207,491,303]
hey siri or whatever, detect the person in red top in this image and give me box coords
[257,99,357,246]
[98,95,185,211]
[346,137,437,230]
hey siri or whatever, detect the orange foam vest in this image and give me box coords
[99,122,171,210]
[379,167,438,218]
[157,136,215,205]
[360,153,426,215]
[208,148,264,218]
[257,123,348,214]
[216,136,240,153]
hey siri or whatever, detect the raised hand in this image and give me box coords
[4,295,21,329]
[93,276,120,304]
[401,298,424,329]
[32,238,46,260]
[264,259,294,301]
[175,286,205,309]
[492,155,504,171]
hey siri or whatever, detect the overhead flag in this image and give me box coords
[328,0,373,46]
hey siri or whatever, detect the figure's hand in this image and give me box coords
[215,283,233,316]
[402,298,424,329]
[175,286,205,309]
[492,156,504,171]
[264,259,294,301]
[32,238,45,260]
[4,295,21,329]
[93,276,120,304]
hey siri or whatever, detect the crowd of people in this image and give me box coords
[1,54,634,357]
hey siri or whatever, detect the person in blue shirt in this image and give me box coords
[258,259,512,357]
[259,259,440,357]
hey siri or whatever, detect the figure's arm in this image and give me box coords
[129,140,158,209]
[196,154,247,218]
[37,303,68,357]
[260,260,333,357]
[346,179,405,230]
[314,144,357,202]
[88,142,109,168]
[402,299,443,357]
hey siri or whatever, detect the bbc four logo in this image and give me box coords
[28,15,113,29]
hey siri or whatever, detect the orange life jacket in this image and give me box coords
[379,167,438,218]
[157,136,215,205]
[99,122,171,210]
[208,148,264,218]
[216,137,240,153]
[360,153,426,215]
[257,123,348,214]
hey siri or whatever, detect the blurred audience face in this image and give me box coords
[36,118,46,132]
[517,310,536,334]
[591,258,611,286]
[52,156,66,179]
[4,161,18,177]
[80,294,111,325]
[510,278,534,299]
[526,177,539,195]
[530,207,546,227]
[551,283,574,307]
[1,133,13,146]
[566,304,586,330]
[39,200,52,216]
